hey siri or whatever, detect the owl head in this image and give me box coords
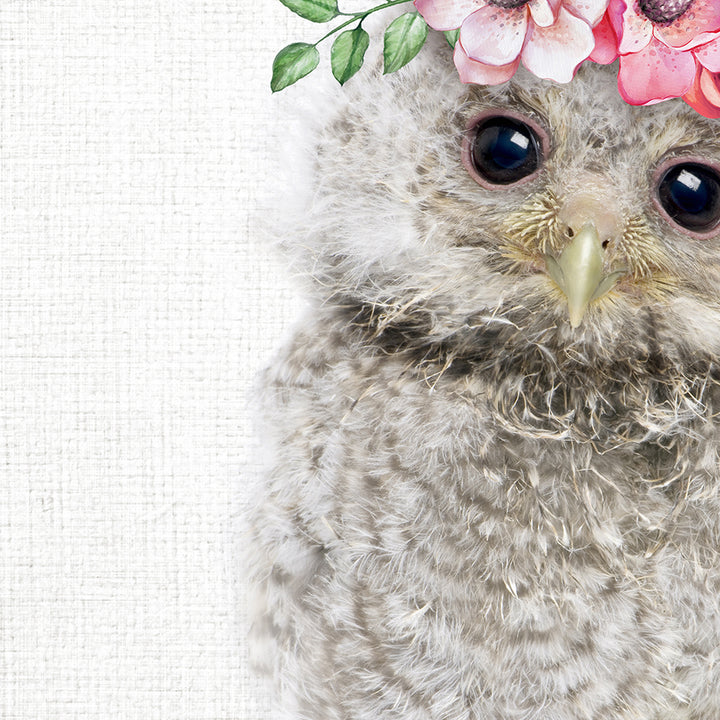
[285,32,720,438]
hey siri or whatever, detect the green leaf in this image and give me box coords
[443,29,460,48]
[271,42,320,92]
[383,12,428,75]
[331,28,370,85]
[278,0,339,23]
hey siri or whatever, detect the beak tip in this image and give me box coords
[568,306,586,329]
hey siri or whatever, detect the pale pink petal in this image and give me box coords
[612,0,653,54]
[460,5,528,66]
[617,37,697,104]
[413,0,487,31]
[683,67,720,117]
[694,36,720,71]
[522,6,595,82]
[655,0,720,50]
[453,42,521,84]
[564,0,610,27]
[529,0,556,28]
[589,12,619,63]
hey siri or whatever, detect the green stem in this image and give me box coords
[314,0,414,46]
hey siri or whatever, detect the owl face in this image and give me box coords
[299,34,720,396]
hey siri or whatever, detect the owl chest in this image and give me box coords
[267,324,720,715]
[310,357,720,698]
[329,411,668,632]
[316,417,715,710]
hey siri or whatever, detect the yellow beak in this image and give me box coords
[544,223,625,328]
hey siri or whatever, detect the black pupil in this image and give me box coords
[471,117,539,185]
[658,162,720,232]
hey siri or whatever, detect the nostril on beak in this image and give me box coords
[567,224,611,249]
[559,188,622,248]
[565,224,615,249]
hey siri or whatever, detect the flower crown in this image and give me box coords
[271,0,720,118]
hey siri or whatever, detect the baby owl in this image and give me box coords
[249,25,720,720]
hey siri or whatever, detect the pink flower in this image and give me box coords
[414,0,609,85]
[609,0,720,105]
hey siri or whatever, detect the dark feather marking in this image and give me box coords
[336,301,720,472]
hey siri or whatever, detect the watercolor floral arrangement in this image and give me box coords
[271,0,720,118]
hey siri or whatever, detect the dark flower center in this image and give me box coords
[488,0,531,8]
[637,0,694,24]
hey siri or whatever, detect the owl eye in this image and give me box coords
[464,114,544,188]
[656,161,720,235]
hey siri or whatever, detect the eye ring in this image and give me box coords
[652,156,720,239]
[462,110,549,190]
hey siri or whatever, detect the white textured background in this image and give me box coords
[0,1,311,717]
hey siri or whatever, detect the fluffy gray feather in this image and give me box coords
[248,29,720,720]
